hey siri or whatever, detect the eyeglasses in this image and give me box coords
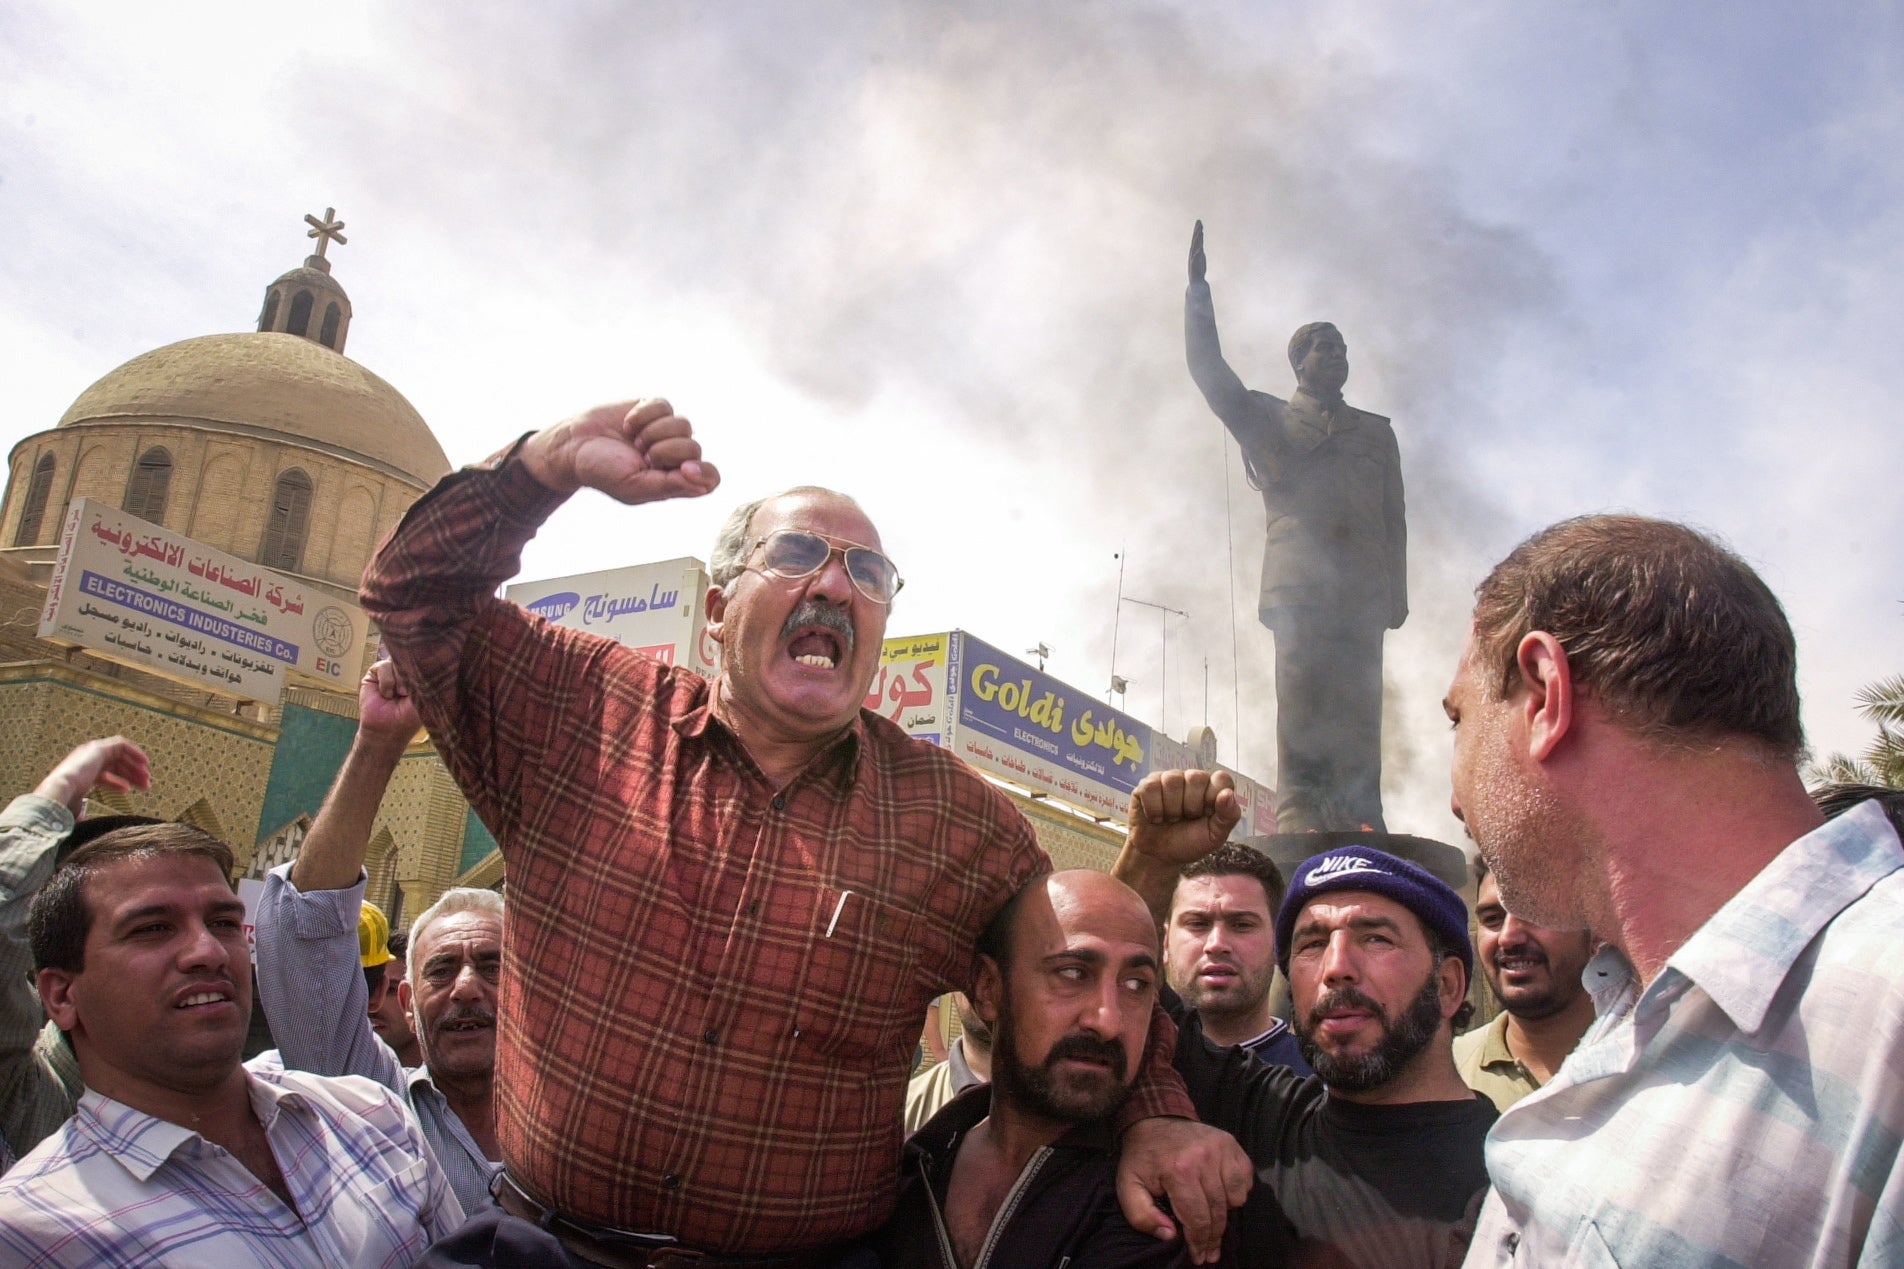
[745,530,904,604]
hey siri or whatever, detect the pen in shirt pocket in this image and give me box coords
[825,890,853,938]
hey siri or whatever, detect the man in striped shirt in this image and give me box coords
[1445,514,1903,1266]
[0,822,462,1266]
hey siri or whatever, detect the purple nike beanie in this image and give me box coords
[1275,844,1473,981]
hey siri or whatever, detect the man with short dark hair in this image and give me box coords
[878,871,1188,1268]
[903,992,991,1134]
[0,824,461,1265]
[375,927,422,1067]
[0,736,152,1166]
[1447,513,1904,1265]
[1452,860,1593,1111]
[1118,772,1496,1268]
[1166,843,1308,1072]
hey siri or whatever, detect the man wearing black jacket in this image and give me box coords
[878,871,1189,1269]
[1118,771,1495,1269]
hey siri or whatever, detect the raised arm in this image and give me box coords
[1113,769,1244,927]
[1184,222,1256,432]
[0,738,149,1155]
[359,399,721,844]
[255,665,420,1090]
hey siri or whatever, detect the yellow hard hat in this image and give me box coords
[358,901,395,970]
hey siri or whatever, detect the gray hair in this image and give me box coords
[407,887,504,993]
[706,486,867,593]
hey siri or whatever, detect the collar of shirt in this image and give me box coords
[1473,1010,1521,1071]
[1577,800,1902,1067]
[1237,1017,1292,1050]
[1659,800,1899,1035]
[71,1074,312,1184]
[673,695,867,789]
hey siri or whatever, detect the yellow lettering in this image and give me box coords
[972,663,1001,701]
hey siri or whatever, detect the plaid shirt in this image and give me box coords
[1466,800,1904,1267]
[0,1069,463,1267]
[361,448,1193,1253]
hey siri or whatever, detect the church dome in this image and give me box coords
[56,332,450,486]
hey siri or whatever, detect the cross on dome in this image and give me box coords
[304,207,347,259]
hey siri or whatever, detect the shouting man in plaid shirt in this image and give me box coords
[363,400,1249,1267]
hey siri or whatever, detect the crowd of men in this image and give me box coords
[0,398,1898,1268]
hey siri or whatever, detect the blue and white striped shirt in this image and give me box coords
[0,1067,463,1267]
[1466,799,1904,1267]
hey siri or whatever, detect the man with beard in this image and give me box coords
[1446,515,1904,1266]
[1166,844,1309,1072]
[1451,860,1593,1111]
[256,660,502,1218]
[365,400,1246,1265]
[878,871,1188,1268]
[904,993,992,1134]
[1117,776,1495,1269]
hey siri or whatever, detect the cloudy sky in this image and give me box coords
[5,2,1899,841]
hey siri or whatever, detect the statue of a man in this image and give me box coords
[1184,221,1406,833]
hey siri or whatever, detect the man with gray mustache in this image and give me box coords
[362,400,1249,1266]
[255,659,503,1218]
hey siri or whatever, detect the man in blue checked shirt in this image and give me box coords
[0,821,461,1267]
[254,658,502,1218]
[1445,513,1904,1267]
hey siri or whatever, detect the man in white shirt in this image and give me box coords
[1446,513,1904,1266]
[0,821,462,1267]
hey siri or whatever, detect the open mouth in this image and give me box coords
[787,627,843,670]
[173,986,235,1011]
[439,1016,495,1034]
[1496,954,1547,978]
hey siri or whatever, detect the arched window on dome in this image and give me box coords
[123,447,173,525]
[286,289,314,338]
[259,288,281,332]
[259,468,314,572]
[319,302,341,349]
[14,454,56,546]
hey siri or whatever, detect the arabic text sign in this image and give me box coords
[506,558,718,676]
[948,632,1153,819]
[38,499,368,702]
[861,634,949,744]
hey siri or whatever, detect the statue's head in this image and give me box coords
[1288,322,1348,395]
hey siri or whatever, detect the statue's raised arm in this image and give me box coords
[1183,221,1259,435]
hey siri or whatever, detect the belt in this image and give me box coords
[492,1172,851,1269]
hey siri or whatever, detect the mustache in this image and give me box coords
[1306,986,1388,1029]
[434,1003,497,1030]
[781,600,856,653]
[1044,1032,1128,1080]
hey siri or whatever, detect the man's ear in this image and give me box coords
[972,955,1005,1028]
[1515,632,1574,762]
[1436,956,1468,1022]
[38,968,79,1033]
[397,978,414,1013]
[704,584,728,645]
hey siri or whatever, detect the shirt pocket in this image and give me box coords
[1564,1221,1622,1268]
[790,883,923,1064]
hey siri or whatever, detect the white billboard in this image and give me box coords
[38,499,369,702]
[505,557,719,677]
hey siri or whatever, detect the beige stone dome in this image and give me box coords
[57,332,449,486]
